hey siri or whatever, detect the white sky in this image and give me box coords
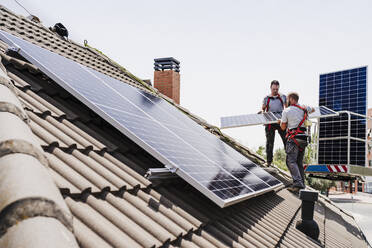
[3,0,372,151]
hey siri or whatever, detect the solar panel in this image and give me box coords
[220,106,338,129]
[318,67,367,167]
[319,67,367,115]
[220,112,278,129]
[309,106,339,118]
[0,30,282,207]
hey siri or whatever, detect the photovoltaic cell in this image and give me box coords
[318,67,367,167]
[0,30,282,207]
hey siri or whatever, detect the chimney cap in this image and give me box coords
[154,57,180,65]
[154,57,180,72]
[299,190,318,202]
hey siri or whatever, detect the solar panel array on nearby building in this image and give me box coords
[220,106,338,129]
[0,30,282,208]
[318,66,368,167]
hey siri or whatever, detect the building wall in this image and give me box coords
[368,108,372,167]
[365,109,372,193]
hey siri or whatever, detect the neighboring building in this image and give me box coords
[368,108,372,167]
[364,109,372,193]
[364,177,372,193]
[0,5,368,248]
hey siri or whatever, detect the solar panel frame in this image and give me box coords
[0,30,282,207]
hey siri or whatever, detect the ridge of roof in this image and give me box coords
[82,41,155,92]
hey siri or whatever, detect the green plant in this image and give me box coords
[256,146,266,159]
[306,177,335,196]
[273,148,288,171]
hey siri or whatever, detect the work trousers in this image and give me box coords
[265,123,286,164]
[285,139,307,188]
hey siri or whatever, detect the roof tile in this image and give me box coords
[0,217,78,248]
[51,147,119,192]
[72,217,112,248]
[65,196,144,248]
[46,151,100,193]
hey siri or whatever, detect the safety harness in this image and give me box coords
[265,95,284,130]
[285,104,308,151]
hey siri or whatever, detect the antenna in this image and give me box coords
[14,0,32,16]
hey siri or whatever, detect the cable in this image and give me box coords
[14,0,32,16]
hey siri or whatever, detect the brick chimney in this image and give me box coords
[154,57,180,104]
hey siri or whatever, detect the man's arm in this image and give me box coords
[262,104,266,111]
[306,106,315,114]
[280,110,288,131]
[280,121,287,131]
[282,95,288,108]
[262,96,268,112]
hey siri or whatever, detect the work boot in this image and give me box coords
[287,186,301,194]
[267,161,272,167]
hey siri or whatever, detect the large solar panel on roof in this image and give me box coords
[0,30,282,207]
[220,106,338,129]
[318,67,367,167]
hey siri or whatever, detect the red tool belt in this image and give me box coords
[265,95,284,130]
[285,104,308,151]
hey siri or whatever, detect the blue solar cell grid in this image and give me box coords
[319,67,367,115]
[0,30,282,207]
[318,67,367,167]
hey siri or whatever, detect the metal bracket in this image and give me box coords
[7,46,21,53]
[145,167,178,180]
[5,46,25,62]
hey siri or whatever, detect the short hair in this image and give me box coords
[270,80,279,88]
[288,92,299,102]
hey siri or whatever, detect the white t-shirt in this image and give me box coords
[281,105,312,129]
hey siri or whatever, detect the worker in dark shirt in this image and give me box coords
[279,92,315,192]
[261,80,287,166]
